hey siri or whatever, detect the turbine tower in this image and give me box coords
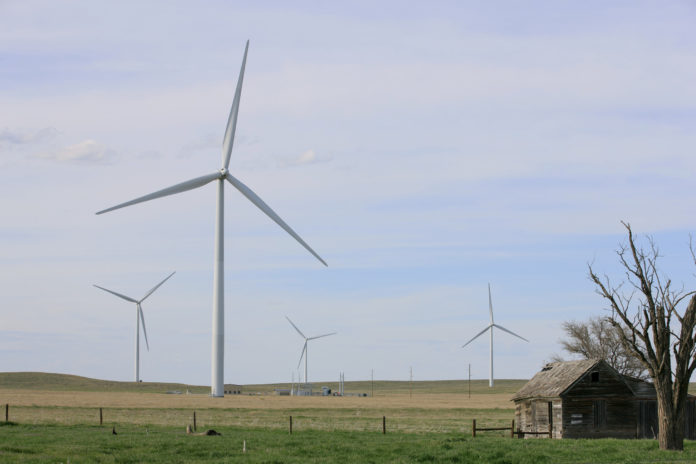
[94,271,175,382]
[286,316,336,384]
[462,283,528,388]
[96,41,327,397]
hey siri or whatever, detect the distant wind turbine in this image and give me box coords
[94,271,175,382]
[96,41,327,397]
[462,283,528,387]
[286,316,336,384]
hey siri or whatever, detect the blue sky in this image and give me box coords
[1,0,696,386]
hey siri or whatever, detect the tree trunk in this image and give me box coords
[656,386,684,450]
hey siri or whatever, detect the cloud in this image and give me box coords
[37,139,115,163]
[277,149,331,168]
[297,149,316,164]
[0,127,58,145]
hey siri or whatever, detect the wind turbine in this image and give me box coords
[462,283,528,388]
[94,271,175,382]
[286,316,336,384]
[96,41,327,397]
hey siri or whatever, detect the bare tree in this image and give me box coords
[589,222,696,450]
[554,316,647,379]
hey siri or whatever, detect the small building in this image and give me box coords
[512,359,696,439]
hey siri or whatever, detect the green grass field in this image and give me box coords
[3,422,696,464]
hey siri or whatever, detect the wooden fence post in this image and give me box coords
[5,404,8,422]
[99,408,103,426]
[382,416,386,434]
[549,426,552,439]
[510,420,514,438]
[289,415,293,434]
[193,411,197,431]
[472,419,476,438]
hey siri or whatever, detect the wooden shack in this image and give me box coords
[512,359,696,439]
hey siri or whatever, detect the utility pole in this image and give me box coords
[468,363,471,399]
[409,366,413,399]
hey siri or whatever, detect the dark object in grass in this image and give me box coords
[112,426,117,435]
[186,424,221,436]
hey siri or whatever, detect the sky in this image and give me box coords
[1,0,696,387]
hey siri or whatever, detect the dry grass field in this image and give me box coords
[0,373,522,434]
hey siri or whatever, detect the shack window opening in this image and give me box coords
[591,372,599,382]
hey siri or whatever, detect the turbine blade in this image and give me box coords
[96,172,221,215]
[308,332,336,340]
[138,304,150,351]
[222,40,249,170]
[488,283,494,324]
[285,316,306,339]
[93,285,138,303]
[462,324,493,348]
[140,271,176,302]
[225,172,327,266]
[296,342,307,369]
[493,323,529,343]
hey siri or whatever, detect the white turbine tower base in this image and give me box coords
[462,283,528,388]
[94,271,175,382]
[286,316,336,385]
[96,41,327,397]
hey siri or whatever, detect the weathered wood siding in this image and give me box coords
[514,400,530,432]
[562,397,636,438]
[560,363,636,439]
[514,399,562,438]
[686,399,696,440]
[636,400,658,439]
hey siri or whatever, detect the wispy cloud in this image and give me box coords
[0,127,58,146]
[277,149,331,168]
[37,139,115,163]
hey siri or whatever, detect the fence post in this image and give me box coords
[472,419,476,438]
[549,426,552,439]
[99,407,103,426]
[193,411,197,431]
[382,416,386,434]
[289,415,293,434]
[5,404,8,422]
[510,420,514,438]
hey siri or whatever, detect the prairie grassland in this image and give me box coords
[0,372,521,433]
[0,389,514,410]
[0,389,514,433]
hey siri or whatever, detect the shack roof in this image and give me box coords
[511,359,602,401]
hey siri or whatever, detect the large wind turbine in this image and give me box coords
[462,283,528,388]
[286,316,336,384]
[94,271,175,382]
[96,41,327,397]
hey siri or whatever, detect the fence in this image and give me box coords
[2,404,403,434]
[471,419,552,439]
[3,403,527,436]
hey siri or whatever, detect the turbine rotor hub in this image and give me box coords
[219,168,227,178]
